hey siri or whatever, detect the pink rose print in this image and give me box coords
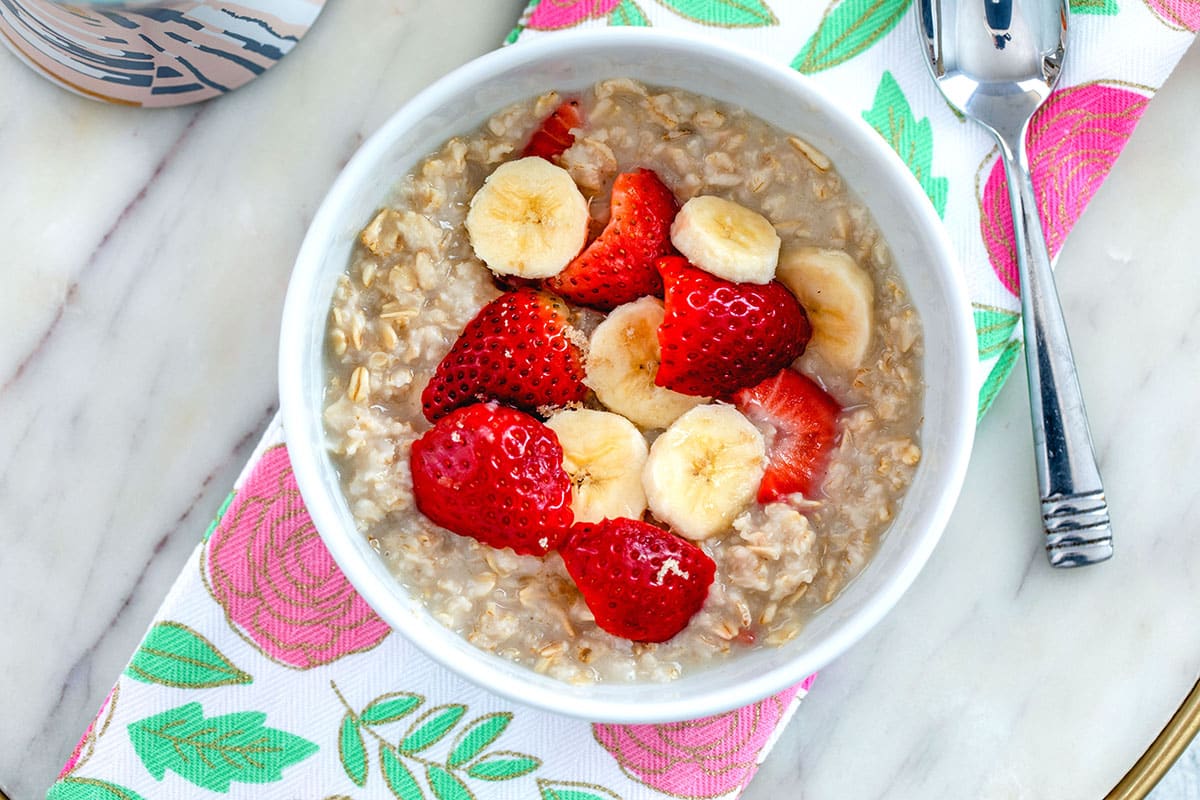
[1144,0,1200,30]
[204,446,390,668]
[529,0,621,29]
[58,684,117,778]
[593,683,807,798]
[980,81,1150,297]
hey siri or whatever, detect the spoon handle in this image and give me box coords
[997,133,1113,568]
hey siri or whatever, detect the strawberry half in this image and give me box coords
[421,288,588,422]
[733,368,841,503]
[522,99,583,162]
[655,256,811,398]
[411,402,573,556]
[561,517,715,643]
[544,169,678,311]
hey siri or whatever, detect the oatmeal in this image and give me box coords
[324,80,924,683]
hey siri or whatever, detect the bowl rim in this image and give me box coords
[280,27,977,723]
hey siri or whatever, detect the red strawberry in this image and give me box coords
[523,100,583,162]
[421,288,587,422]
[655,256,811,397]
[561,517,715,643]
[544,169,678,311]
[411,402,573,556]
[733,368,841,502]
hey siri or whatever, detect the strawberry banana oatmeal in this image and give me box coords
[324,79,923,683]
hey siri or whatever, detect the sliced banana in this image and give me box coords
[643,405,766,541]
[776,246,875,371]
[669,196,781,284]
[545,409,649,524]
[465,156,589,279]
[585,296,708,430]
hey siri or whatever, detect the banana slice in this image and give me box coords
[669,196,781,284]
[776,246,875,371]
[643,405,766,541]
[586,296,708,430]
[545,409,649,524]
[465,156,589,279]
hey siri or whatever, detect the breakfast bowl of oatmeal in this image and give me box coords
[279,30,975,722]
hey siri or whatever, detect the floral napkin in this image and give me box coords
[51,2,1198,799]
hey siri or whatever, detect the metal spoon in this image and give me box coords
[916,0,1113,567]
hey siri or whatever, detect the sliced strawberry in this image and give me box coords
[561,517,715,643]
[733,368,841,502]
[522,100,583,162]
[655,256,811,397]
[421,288,587,422]
[411,402,573,556]
[544,169,678,311]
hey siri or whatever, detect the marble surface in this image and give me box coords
[1,3,1198,798]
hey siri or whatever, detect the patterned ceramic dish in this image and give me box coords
[0,0,324,107]
[279,30,976,723]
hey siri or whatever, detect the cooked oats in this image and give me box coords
[324,80,924,683]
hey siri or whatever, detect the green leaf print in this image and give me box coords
[128,702,318,791]
[361,693,422,725]
[1071,0,1119,13]
[505,0,538,45]
[978,338,1022,420]
[340,713,368,786]
[655,0,779,27]
[124,621,251,688]
[380,746,424,800]
[609,0,650,25]
[791,0,911,74]
[47,778,147,800]
[398,705,467,753]
[202,490,235,541]
[862,71,949,217]
[427,765,475,800]
[328,682,618,800]
[448,713,511,766]
[466,752,541,781]
[974,304,1020,360]
[538,779,624,800]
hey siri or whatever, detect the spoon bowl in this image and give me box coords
[919,0,1067,138]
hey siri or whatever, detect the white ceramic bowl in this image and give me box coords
[279,30,976,723]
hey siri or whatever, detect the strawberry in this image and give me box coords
[655,256,811,397]
[410,402,573,556]
[733,368,841,503]
[544,169,678,311]
[561,517,715,643]
[522,99,583,162]
[421,288,588,422]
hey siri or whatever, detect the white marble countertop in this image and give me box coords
[2,3,1199,798]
